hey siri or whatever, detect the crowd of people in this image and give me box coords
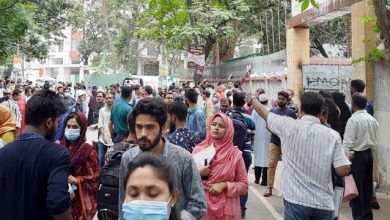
[0,74,380,220]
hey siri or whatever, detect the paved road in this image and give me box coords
[87,130,390,220]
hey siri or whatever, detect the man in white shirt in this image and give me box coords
[251,91,351,219]
[97,92,115,167]
[343,92,379,220]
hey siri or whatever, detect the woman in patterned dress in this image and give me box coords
[60,112,100,220]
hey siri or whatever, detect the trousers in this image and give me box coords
[350,149,373,220]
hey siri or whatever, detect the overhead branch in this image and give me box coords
[0,0,19,11]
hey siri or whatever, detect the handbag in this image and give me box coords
[343,174,359,202]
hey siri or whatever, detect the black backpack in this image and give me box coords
[97,150,125,219]
[226,110,248,151]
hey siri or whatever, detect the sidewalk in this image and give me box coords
[339,191,390,220]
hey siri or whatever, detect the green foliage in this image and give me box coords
[360,16,377,23]
[135,0,250,59]
[298,0,317,11]
[0,0,74,65]
[352,49,385,64]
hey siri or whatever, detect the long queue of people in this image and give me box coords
[0,76,380,220]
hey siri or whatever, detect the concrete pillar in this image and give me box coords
[287,27,310,104]
[351,0,376,100]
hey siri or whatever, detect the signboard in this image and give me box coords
[302,65,352,93]
[188,44,205,71]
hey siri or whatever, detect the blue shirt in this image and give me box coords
[270,107,297,146]
[168,128,201,152]
[0,133,71,220]
[110,98,133,134]
[186,105,206,140]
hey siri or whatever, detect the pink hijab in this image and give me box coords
[193,112,242,217]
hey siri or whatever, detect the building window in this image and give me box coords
[71,39,81,51]
[57,40,64,52]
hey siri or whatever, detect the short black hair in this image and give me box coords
[168,101,188,121]
[133,84,140,91]
[234,81,240,88]
[12,89,21,97]
[352,93,367,109]
[226,91,232,98]
[131,98,168,129]
[351,79,366,92]
[110,84,117,89]
[174,96,184,102]
[202,90,211,98]
[24,86,32,94]
[144,85,153,95]
[121,86,132,99]
[96,91,105,98]
[221,97,232,105]
[43,83,50,90]
[278,91,289,99]
[185,88,198,104]
[319,90,332,99]
[25,90,66,126]
[233,92,246,107]
[301,92,326,116]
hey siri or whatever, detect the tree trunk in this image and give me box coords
[102,0,114,53]
[344,14,352,58]
[373,0,390,59]
[219,20,238,61]
[314,38,329,58]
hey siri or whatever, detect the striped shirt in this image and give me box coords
[343,110,379,152]
[267,113,350,211]
[1,99,21,128]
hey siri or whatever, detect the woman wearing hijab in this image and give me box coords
[0,106,17,146]
[193,112,248,220]
[60,112,100,220]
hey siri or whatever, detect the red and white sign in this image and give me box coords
[188,44,205,71]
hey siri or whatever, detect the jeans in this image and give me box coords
[284,200,333,220]
[240,150,252,213]
[113,133,128,152]
[98,141,109,168]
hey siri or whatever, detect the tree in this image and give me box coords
[136,0,250,61]
[373,0,390,60]
[0,0,74,65]
[310,16,349,58]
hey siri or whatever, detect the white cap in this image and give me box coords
[259,94,268,102]
[76,90,86,98]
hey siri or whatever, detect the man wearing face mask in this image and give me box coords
[119,98,207,220]
[0,90,73,220]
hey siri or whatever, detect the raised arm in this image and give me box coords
[251,95,270,121]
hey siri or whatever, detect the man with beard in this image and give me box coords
[168,100,200,152]
[119,98,207,219]
[0,89,72,220]
[264,91,297,197]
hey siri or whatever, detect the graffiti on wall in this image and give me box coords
[303,65,353,91]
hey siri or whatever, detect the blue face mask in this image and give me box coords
[65,128,80,141]
[122,197,171,220]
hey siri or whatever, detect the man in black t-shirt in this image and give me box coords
[0,90,72,220]
[264,91,297,197]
